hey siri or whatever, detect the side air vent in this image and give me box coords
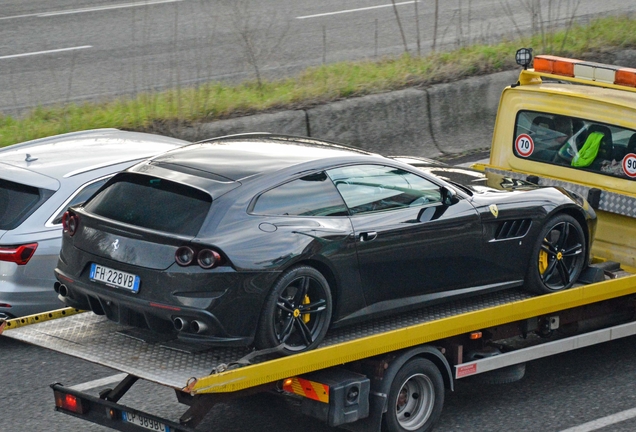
[494,219,532,240]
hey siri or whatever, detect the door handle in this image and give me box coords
[359,231,377,242]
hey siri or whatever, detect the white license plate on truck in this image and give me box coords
[90,263,140,293]
[122,411,170,431]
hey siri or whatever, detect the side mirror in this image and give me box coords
[441,187,459,206]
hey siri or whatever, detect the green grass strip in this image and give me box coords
[1,15,636,148]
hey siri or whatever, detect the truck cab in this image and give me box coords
[484,49,636,267]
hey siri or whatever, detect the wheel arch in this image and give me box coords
[283,258,341,320]
[379,346,454,394]
[548,205,592,261]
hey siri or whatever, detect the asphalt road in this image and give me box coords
[3,330,636,432]
[1,0,635,114]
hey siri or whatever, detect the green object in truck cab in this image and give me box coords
[572,132,604,168]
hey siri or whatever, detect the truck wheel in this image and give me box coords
[254,266,332,354]
[526,213,586,294]
[382,358,444,432]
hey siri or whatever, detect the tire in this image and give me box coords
[525,213,586,294]
[254,266,332,354]
[382,358,444,432]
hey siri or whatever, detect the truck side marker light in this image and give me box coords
[469,331,482,340]
[283,377,329,403]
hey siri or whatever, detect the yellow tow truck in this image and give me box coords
[3,49,636,432]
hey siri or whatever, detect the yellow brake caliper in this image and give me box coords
[302,295,311,324]
[539,239,549,274]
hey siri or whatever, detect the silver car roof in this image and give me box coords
[0,129,189,189]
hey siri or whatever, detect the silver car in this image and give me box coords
[0,129,188,318]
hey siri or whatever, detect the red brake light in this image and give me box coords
[62,211,80,236]
[0,243,38,265]
[53,391,88,414]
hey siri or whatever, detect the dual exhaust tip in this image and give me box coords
[55,282,69,298]
[173,317,208,334]
[54,282,207,335]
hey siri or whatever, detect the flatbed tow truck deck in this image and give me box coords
[2,263,636,432]
[2,268,634,394]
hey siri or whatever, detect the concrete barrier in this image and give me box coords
[178,69,520,158]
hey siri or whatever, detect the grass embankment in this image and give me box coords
[1,15,636,148]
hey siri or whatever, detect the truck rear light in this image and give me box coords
[0,243,38,265]
[54,390,89,414]
[61,211,80,236]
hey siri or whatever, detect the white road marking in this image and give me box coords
[69,373,129,392]
[0,46,92,60]
[0,0,183,21]
[296,1,418,19]
[559,407,636,432]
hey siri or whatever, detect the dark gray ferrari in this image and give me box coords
[54,134,596,353]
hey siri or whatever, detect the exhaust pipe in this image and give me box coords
[173,317,189,332]
[54,282,61,293]
[191,320,208,334]
[58,284,69,297]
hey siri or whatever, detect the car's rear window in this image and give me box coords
[0,179,48,230]
[84,174,212,236]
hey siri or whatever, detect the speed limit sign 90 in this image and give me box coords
[622,153,636,178]
[515,134,534,157]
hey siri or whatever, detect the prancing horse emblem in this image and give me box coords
[489,204,499,218]
[112,239,120,250]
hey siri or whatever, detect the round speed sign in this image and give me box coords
[622,153,636,178]
[515,134,534,157]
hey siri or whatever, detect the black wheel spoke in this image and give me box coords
[298,299,327,313]
[542,259,558,281]
[556,223,570,249]
[278,317,295,343]
[541,240,557,256]
[293,277,310,305]
[557,260,570,286]
[295,318,313,346]
[276,298,294,314]
[563,243,583,257]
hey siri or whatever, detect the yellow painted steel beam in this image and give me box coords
[189,275,636,394]
[0,308,84,334]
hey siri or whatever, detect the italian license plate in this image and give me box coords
[122,411,170,431]
[90,263,140,293]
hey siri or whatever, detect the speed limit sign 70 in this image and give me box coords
[515,134,534,157]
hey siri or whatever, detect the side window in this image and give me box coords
[513,110,636,180]
[252,172,348,216]
[327,165,442,215]
[51,177,110,225]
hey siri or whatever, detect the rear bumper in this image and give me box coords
[54,263,277,347]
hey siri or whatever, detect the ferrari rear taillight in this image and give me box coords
[175,246,223,269]
[175,246,195,266]
[197,249,221,269]
[0,243,38,265]
[61,211,80,236]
